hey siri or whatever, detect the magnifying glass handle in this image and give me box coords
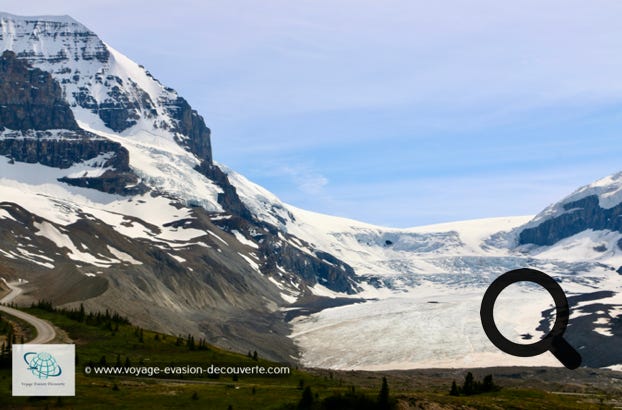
[551,336,582,370]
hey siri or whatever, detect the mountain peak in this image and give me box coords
[0,12,84,26]
[0,12,104,62]
[0,11,212,164]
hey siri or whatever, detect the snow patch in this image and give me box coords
[232,230,259,249]
[238,252,261,273]
[34,221,113,267]
[0,209,14,220]
[207,230,228,246]
[168,254,186,263]
[107,245,142,265]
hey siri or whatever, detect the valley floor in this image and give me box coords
[1,307,622,409]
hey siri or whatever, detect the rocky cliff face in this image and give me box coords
[519,195,622,246]
[0,49,143,195]
[166,96,213,162]
[0,134,121,168]
[0,50,77,131]
[519,173,622,247]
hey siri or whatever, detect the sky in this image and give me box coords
[4,1,622,227]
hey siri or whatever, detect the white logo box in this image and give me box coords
[12,344,75,396]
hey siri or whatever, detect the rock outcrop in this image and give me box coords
[0,50,78,130]
[520,195,622,246]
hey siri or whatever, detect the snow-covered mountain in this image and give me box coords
[1,12,622,369]
[0,12,359,362]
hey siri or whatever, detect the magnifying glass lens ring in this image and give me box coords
[480,268,569,356]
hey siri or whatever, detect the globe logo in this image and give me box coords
[23,352,63,379]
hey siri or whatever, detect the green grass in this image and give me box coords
[409,389,610,410]
[0,308,617,409]
[0,308,354,409]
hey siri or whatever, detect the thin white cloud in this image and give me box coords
[293,172,328,195]
[258,163,329,195]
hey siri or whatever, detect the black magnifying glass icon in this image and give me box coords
[480,268,582,370]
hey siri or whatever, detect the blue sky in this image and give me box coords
[6,1,622,227]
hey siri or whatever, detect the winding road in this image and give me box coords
[0,279,56,344]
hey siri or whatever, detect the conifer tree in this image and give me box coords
[450,380,459,396]
[378,376,390,409]
[463,372,474,396]
[298,386,313,410]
